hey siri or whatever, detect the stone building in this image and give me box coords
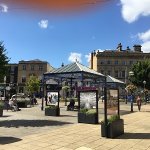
[7,63,18,84]
[1,60,53,97]
[90,43,150,84]
[0,64,18,98]
[17,59,53,93]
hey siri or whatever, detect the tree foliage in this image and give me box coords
[0,41,10,82]
[125,84,137,94]
[26,75,40,95]
[129,60,150,89]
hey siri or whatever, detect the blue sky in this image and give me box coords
[0,0,150,68]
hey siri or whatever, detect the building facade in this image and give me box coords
[1,60,53,98]
[90,43,150,84]
[0,64,18,98]
[17,59,53,93]
[7,63,18,84]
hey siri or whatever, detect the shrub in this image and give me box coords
[0,101,4,109]
[86,109,96,115]
[108,115,120,124]
[80,108,96,115]
[80,108,88,113]
[101,115,120,125]
[46,105,58,109]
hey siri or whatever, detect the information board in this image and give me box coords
[79,90,97,109]
[107,89,119,115]
[47,91,59,106]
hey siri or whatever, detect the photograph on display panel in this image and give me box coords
[107,89,119,115]
[80,91,97,109]
[47,92,59,105]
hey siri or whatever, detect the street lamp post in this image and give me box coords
[9,82,14,98]
[4,76,6,99]
[125,88,128,104]
[143,80,146,104]
[41,77,45,111]
[129,71,134,112]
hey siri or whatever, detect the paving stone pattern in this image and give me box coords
[0,99,150,150]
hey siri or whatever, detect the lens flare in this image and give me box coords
[3,0,112,13]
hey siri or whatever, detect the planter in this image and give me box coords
[101,119,124,138]
[17,101,27,108]
[78,112,86,123]
[86,113,98,124]
[45,107,60,116]
[78,112,98,124]
[0,108,3,117]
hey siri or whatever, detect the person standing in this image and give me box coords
[136,95,142,111]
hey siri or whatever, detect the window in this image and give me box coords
[100,60,105,65]
[11,66,15,72]
[39,65,43,71]
[114,60,118,65]
[122,71,125,78]
[22,77,26,83]
[107,60,111,65]
[129,61,133,65]
[122,61,126,65]
[101,70,104,74]
[22,65,26,70]
[31,65,34,71]
[107,70,111,76]
[10,66,15,74]
[115,70,118,78]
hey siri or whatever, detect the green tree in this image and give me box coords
[26,75,40,96]
[0,41,10,82]
[129,60,150,89]
[126,84,137,94]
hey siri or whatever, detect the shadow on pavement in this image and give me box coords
[1,115,12,118]
[0,120,73,128]
[0,137,22,144]
[120,110,133,115]
[118,132,150,139]
[60,114,77,117]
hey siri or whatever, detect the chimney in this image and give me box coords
[117,43,122,51]
[133,45,142,52]
[126,46,130,51]
[61,62,64,67]
[93,50,96,56]
[90,52,93,69]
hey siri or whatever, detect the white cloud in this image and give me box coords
[120,0,150,23]
[68,52,82,63]
[0,4,8,13]
[138,29,150,42]
[137,29,150,52]
[38,20,48,29]
[96,49,104,52]
[85,53,91,63]
[141,41,150,53]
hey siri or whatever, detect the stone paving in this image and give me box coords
[0,100,150,150]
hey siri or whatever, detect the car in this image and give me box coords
[10,93,31,108]
[101,96,104,101]
[146,95,150,102]
[11,93,30,101]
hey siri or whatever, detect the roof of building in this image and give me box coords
[107,75,125,84]
[46,61,105,77]
[19,59,48,63]
[44,61,105,82]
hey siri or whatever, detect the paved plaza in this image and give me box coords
[0,100,150,150]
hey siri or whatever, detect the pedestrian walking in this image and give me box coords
[136,95,142,111]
